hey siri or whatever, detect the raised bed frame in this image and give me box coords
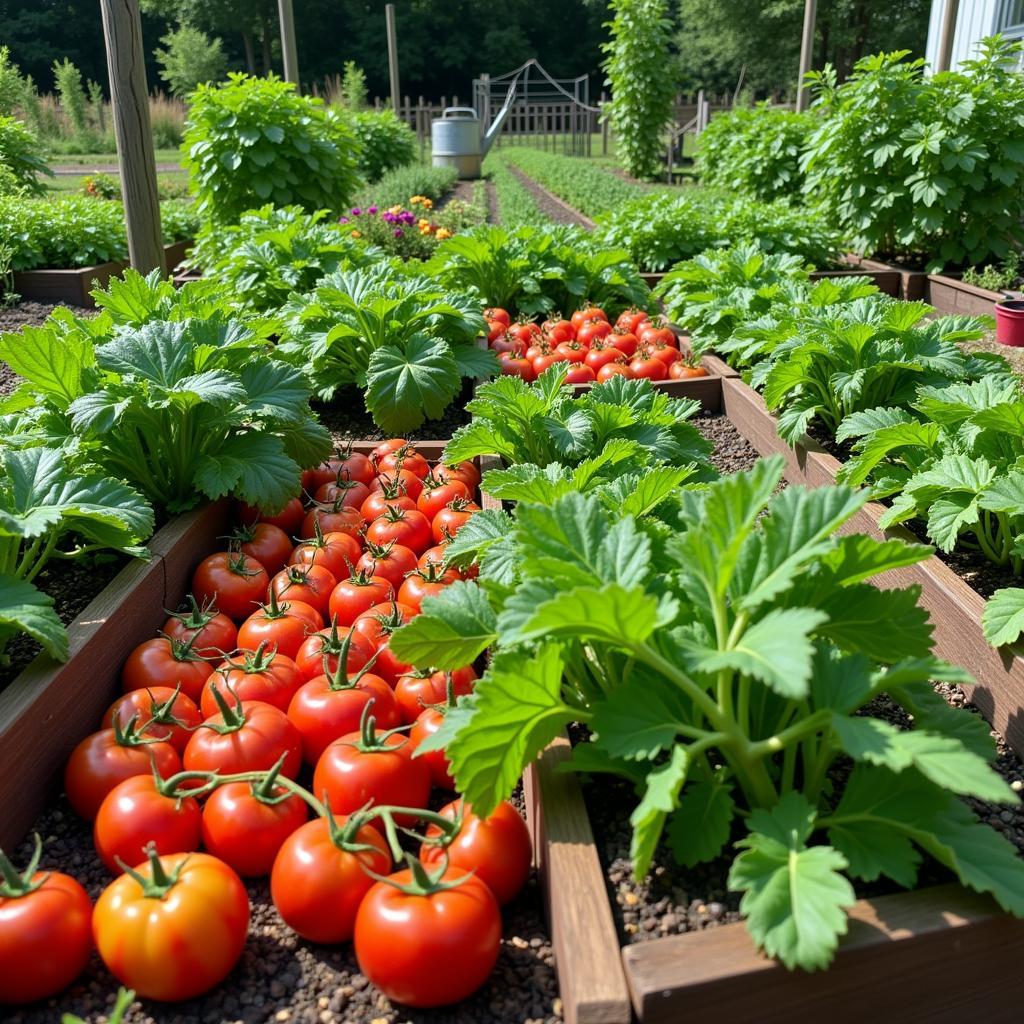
[12,240,192,308]
[926,273,1006,317]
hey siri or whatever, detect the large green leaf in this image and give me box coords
[982,587,1024,648]
[0,574,68,662]
[364,336,461,434]
[517,583,667,647]
[667,779,736,867]
[0,325,94,410]
[193,432,300,512]
[590,670,694,761]
[630,746,689,879]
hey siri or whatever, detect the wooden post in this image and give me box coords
[600,91,608,156]
[385,3,400,116]
[935,0,960,73]
[99,0,164,275]
[277,0,300,87]
[795,0,817,111]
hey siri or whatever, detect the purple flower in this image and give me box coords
[368,205,378,214]
[399,211,416,225]
[394,229,403,238]
[382,211,396,223]
[351,207,361,216]
[338,216,349,224]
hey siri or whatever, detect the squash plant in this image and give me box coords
[391,456,1024,971]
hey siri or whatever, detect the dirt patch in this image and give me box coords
[505,167,593,229]
[486,180,500,225]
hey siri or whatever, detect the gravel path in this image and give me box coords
[504,167,593,229]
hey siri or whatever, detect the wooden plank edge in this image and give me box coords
[526,734,632,1024]
[622,884,1024,1023]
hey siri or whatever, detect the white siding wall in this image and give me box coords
[925,0,1001,71]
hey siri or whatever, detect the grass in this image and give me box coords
[47,148,183,168]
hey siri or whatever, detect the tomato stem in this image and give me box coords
[117,842,186,898]
[0,833,48,897]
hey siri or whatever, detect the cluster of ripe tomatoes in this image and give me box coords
[485,304,709,384]
[0,441,532,1011]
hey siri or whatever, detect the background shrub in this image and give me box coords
[356,163,457,208]
[345,109,416,182]
[156,26,227,98]
[697,105,815,201]
[0,115,51,195]
[183,73,361,224]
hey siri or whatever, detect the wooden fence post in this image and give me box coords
[99,0,164,275]
[795,0,817,111]
[277,0,300,88]
[385,4,400,116]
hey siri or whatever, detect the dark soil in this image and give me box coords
[0,299,77,333]
[504,167,593,229]
[438,180,479,210]
[485,180,500,225]
[694,413,761,475]
[8,788,561,1024]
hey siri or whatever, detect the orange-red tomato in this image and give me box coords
[161,598,238,661]
[237,496,305,535]
[192,551,269,622]
[669,361,709,379]
[397,564,459,612]
[121,635,214,703]
[293,622,376,682]
[571,306,608,330]
[290,530,362,581]
[417,477,471,520]
[183,701,302,779]
[268,563,337,618]
[431,499,480,544]
[366,507,433,554]
[597,361,633,381]
[329,572,395,626]
[394,666,477,724]
[236,597,323,661]
[629,354,668,381]
[234,522,294,575]
[203,647,304,717]
[301,503,364,542]
[355,542,418,590]
[102,686,202,755]
[313,477,371,510]
[410,707,455,788]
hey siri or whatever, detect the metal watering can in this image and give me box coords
[431,106,509,180]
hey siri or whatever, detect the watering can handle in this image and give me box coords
[443,107,479,118]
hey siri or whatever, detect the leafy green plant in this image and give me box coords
[754,298,993,442]
[338,61,368,110]
[444,364,713,472]
[276,263,495,434]
[0,115,51,195]
[188,205,377,312]
[427,224,649,316]
[391,455,1024,971]
[601,0,675,181]
[802,37,1024,270]
[82,172,120,200]
[0,445,153,665]
[962,251,1021,292]
[0,315,331,514]
[182,73,361,224]
[697,105,815,201]
[484,151,548,227]
[0,46,26,117]
[355,164,457,209]
[597,189,843,271]
[52,58,89,143]
[155,25,227,98]
[344,109,416,182]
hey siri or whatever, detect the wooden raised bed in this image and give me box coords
[0,441,479,852]
[642,264,902,298]
[720,374,1024,759]
[843,255,927,302]
[13,239,192,308]
[927,274,1005,318]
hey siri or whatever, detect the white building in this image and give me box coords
[926,1,1024,69]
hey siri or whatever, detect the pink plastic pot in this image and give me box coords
[995,300,1024,347]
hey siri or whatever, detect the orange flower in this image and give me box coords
[435,228,452,240]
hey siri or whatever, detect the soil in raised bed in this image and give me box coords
[7,785,562,1024]
[693,412,762,475]
[503,167,592,229]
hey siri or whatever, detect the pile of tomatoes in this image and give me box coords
[0,441,533,1011]
[484,304,709,384]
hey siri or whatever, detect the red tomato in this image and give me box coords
[356,541,419,589]
[564,363,597,385]
[0,838,93,1004]
[64,727,181,821]
[314,723,430,827]
[236,595,323,661]
[271,817,391,943]
[306,451,376,489]
[433,461,479,491]
[571,306,608,330]
[484,306,511,327]
[544,318,575,344]
[432,499,480,544]
[293,620,375,682]
[162,596,238,661]
[597,361,633,381]
[366,506,433,554]
[417,477,470,520]
[354,864,501,1008]
[491,331,525,356]
[669,361,710,379]
[485,318,505,343]
[370,467,424,502]
[93,774,202,874]
[577,318,612,347]
[639,322,676,348]
[378,448,431,481]
[121,635,213,703]
[644,341,682,367]
[371,439,408,465]
[507,321,537,346]
[203,646,303,717]
[288,668,400,764]
[629,354,668,380]
[616,308,648,334]
[329,571,394,626]
[418,543,453,573]
[269,563,337,618]
[183,700,302,779]
[410,707,454,788]
[192,551,269,622]
[351,601,417,647]
[554,340,586,363]
[290,529,362,581]
[237,496,305,535]
[584,342,626,372]
[524,338,551,362]
[301,503,364,542]
[360,487,416,522]
[102,686,202,755]
[532,352,561,376]
[499,355,535,381]
[395,666,477,724]
[420,799,532,905]
[92,849,249,1001]
[397,563,459,612]
[313,477,370,510]
[609,329,639,357]
[201,776,307,877]
[232,522,294,576]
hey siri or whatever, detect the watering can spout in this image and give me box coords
[481,118,503,158]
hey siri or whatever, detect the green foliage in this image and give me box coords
[499,148,645,218]
[345,110,416,183]
[802,37,1024,270]
[0,196,196,271]
[52,58,89,141]
[276,263,494,433]
[0,115,51,196]
[339,61,369,110]
[697,105,815,201]
[393,456,1024,970]
[155,25,228,98]
[0,46,26,117]
[182,73,361,224]
[484,152,548,228]
[355,164,457,209]
[339,198,484,262]
[0,310,331,513]
[962,251,1021,292]
[597,189,843,271]
[601,0,675,180]
[82,173,119,200]
[426,224,650,316]
[189,205,377,312]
